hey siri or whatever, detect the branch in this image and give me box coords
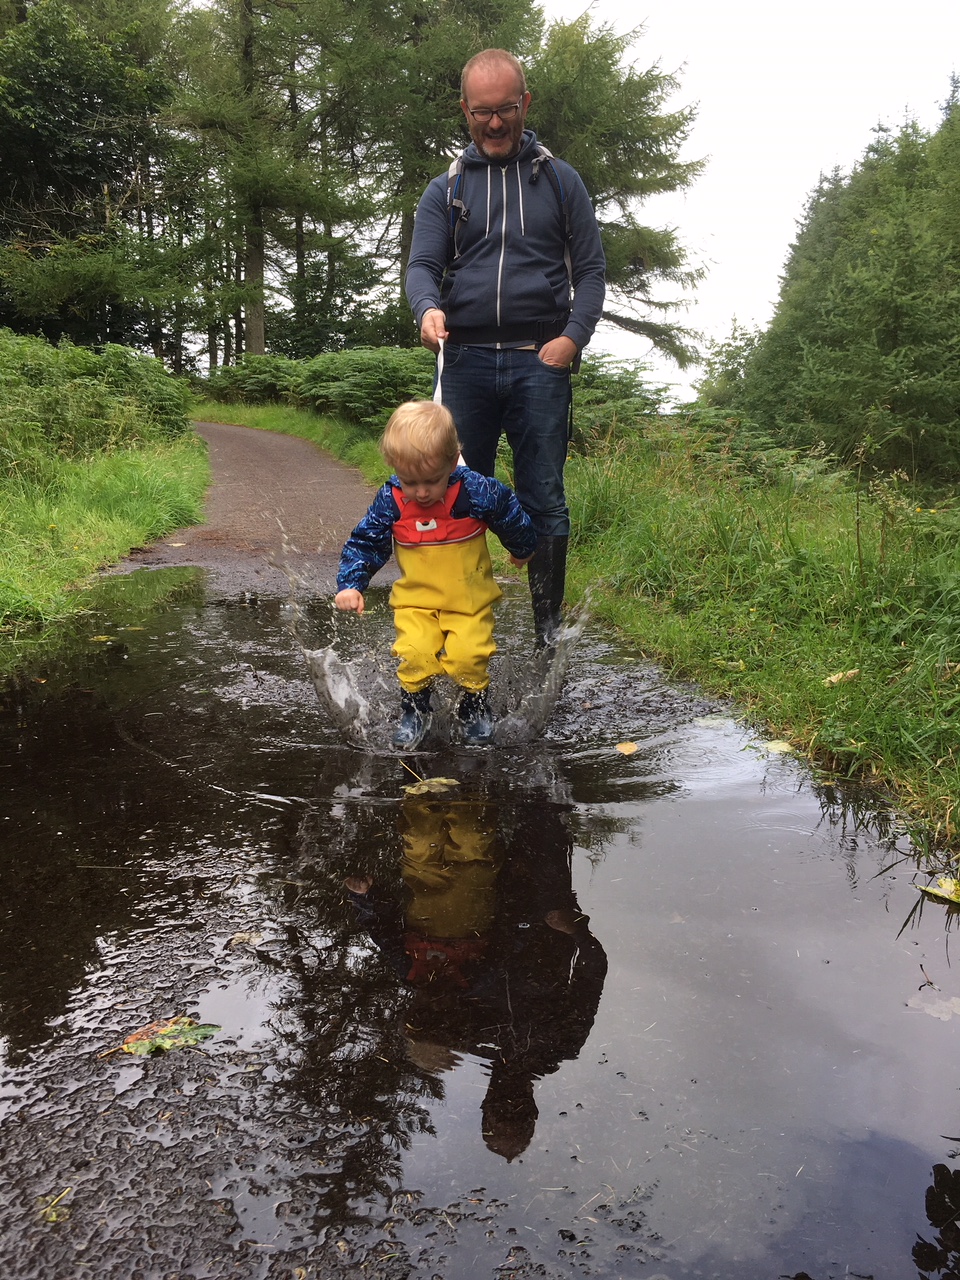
[601,309,701,368]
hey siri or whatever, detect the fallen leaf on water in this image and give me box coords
[100,1016,220,1058]
[90,635,115,643]
[906,993,960,1021]
[766,740,794,754]
[227,930,263,949]
[823,668,860,686]
[919,876,960,904]
[401,776,460,796]
[38,1188,72,1224]
[616,742,638,755]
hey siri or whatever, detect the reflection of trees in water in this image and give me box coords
[272,777,437,1229]
[915,1162,960,1277]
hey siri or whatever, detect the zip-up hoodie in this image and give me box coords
[405,130,606,353]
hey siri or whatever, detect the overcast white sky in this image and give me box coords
[539,0,960,400]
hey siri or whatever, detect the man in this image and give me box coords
[405,48,606,649]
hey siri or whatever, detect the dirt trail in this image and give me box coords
[117,420,376,593]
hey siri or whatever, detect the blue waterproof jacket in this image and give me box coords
[337,467,537,595]
[405,131,605,353]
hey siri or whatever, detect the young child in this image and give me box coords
[335,400,536,748]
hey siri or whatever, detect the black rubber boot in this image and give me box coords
[457,688,495,745]
[527,534,568,650]
[393,687,433,750]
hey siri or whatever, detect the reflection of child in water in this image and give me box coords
[344,794,607,1162]
[346,795,501,996]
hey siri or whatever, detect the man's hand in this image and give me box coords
[335,588,365,614]
[538,335,578,369]
[420,308,448,353]
[509,553,533,567]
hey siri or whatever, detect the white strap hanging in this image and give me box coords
[433,337,445,404]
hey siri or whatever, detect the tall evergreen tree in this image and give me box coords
[731,114,960,478]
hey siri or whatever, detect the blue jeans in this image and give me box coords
[437,344,572,537]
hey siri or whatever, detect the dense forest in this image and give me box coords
[699,87,960,482]
[0,0,701,370]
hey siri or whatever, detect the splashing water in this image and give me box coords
[273,536,587,752]
[494,609,585,745]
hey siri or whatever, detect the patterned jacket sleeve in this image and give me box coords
[459,469,538,560]
[336,483,398,593]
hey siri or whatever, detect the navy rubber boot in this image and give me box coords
[457,688,495,745]
[393,687,433,750]
[528,534,568,650]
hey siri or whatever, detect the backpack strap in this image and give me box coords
[529,144,573,287]
[446,154,469,260]
[445,144,573,285]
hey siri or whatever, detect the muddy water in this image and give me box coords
[0,567,956,1280]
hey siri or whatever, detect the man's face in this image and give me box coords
[461,64,531,163]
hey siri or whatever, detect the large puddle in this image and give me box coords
[1,566,957,1279]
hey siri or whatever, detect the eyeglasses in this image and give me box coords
[466,99,523,123]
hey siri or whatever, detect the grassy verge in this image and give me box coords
[198,399,960,852]
[1,435,208,643]
[566,422,959,851]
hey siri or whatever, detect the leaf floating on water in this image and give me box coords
[766,740,794,754]
[38,1187,72,1224]
[227,930,263,949]
[401,776,460,796]
[90,635,115,643]
[919,876,960,904]
[615,742,638,755]
[906,992,960,1021]
[823,668,860,686]
[116,1016,220,1057]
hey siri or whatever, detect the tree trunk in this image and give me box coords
[244,205,266,354]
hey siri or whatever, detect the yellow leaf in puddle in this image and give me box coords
[401,776,460,796]
[822,668,860,686]
[919,877,960,904]
[90,635,115,643]
[615,742,638,755]
[227,930,263,949]
[767,740,794,754]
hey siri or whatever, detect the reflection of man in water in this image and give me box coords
[345,792,607,1161]
[914,1161,960,1275]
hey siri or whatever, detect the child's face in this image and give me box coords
[395,459,453,507]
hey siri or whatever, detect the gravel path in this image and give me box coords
[117,420,377,594]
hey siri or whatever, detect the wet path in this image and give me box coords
[1,428,958,1280]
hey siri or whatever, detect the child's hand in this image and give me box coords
[335,588,365,614]
[509,554,533,567]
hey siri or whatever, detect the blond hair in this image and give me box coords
[380,401,460,476]
[461,49,526,101]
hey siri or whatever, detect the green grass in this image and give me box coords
[565,422,960,850]
[0,435,208,636]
